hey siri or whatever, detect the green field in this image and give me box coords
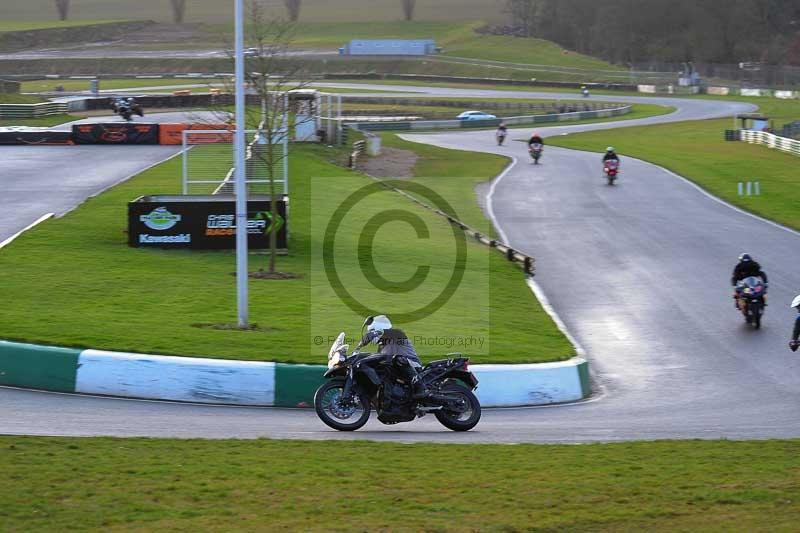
[0,0,504,23]
[0,20,121,33]
[0,135,571,363]
[549,97,800,230]
[4,436,800,531]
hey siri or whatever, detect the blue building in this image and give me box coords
[339,39,439,56]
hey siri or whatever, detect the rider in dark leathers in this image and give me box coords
[731,253,768,286]
[603,147,620,163]
[356,315,428,399]
[731,253,768,309]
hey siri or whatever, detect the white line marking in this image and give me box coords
[0,212,55,250]
[484,154,589,361]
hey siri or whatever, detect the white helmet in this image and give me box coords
[791,295,800,309]
[606,146,615,153]
[363,315,392,334]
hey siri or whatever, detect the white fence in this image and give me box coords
[741,129,800,157]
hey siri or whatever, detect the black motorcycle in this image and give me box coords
[735,276,767,329]
[314,332,481,432]
[110,97,144,122]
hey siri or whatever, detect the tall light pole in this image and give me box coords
[234,0,249,327]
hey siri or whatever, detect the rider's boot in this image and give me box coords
[411,376,429,399]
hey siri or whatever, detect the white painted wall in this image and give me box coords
[76,350,276,405]
[472,359,587,407]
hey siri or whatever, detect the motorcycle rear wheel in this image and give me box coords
[314,380,371,431]
[434,383,481,432]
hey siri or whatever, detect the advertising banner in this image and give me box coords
[72,123,159,145]
[0,129,72,145]
[158,123,234,145]
[128,195,287,250]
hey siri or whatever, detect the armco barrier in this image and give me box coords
[351,105,631,132]
[0,340,590,408]
[0,102,68,119]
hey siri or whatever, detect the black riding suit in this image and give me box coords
[731,261,768,286]
[358,328,427,398]
[528,135,544,148]
[603,152,619,162]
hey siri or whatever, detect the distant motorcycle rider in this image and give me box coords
[356,315,428,399]
[496,123,508,145]
[528,132,544,148]
[731,253,768,309]
[603,146,620,163]
[789,295,800,352]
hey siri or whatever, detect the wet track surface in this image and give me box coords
[0,112,223,243]
[3,86,799,443]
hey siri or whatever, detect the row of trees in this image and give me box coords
[505,0,800,65]
[53,0,420,23]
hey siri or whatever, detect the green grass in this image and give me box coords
[0,20,122,33]
[0,1,505,23]
[548,97,800,230]
[4,436,800,531]
[0,93,44,104]
[0,114,81,127]
[20,77,226,93]
[0,137,571,363]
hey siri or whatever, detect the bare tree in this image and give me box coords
[170,0,187,24]
[401,0,416,21]
[55,0,70,21]
[285,0,301,22]
[220,3,311,277]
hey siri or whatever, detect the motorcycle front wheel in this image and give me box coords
[434,383,481,432]
[314,379,371,431]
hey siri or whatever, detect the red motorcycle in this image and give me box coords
[604,159,620,185]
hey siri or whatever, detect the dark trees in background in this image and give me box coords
[401,0,416,21]
[285,0,301,22]
[504,0,800,66]
[55,0,70,21]
[170,0,187,24]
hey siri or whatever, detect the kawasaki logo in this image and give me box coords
[140,207,181,231]
[139,234,191,244]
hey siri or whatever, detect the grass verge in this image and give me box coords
[4,436,800,531]
[548,98,800,229]
[0,114,82,127]
[0,137,571,363]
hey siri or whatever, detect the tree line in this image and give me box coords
[53,0,420,24]
[505,0,800,65]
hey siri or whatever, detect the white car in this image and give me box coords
[457,110,498,121]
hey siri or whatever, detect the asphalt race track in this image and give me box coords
[0,112,225,242]
[4,87,800,443]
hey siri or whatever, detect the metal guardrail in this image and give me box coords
[370,177,535,277]
[0,102,67,119]
[740,129,800,157]
[347,105,632,132]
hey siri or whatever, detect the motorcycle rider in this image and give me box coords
[528,132,544,149]
[789,295,800,352]
[603,146,620,163]
[356,315,428,399]
[496,122,508,145]
[731,253,768,309]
